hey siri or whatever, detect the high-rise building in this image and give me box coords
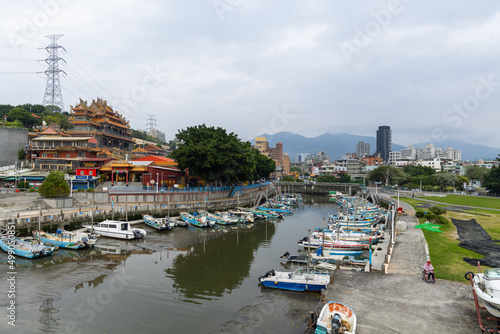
[376,126,392,162]
[356,141,370,158]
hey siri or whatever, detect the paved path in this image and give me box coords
[323,200,484,334]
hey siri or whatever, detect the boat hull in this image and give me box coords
[259,270,330,292]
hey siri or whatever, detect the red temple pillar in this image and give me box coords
[111,168,114,186]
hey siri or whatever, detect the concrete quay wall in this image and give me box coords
[0,186,276,232]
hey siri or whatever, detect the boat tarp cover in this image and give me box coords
[414,222,443,233]
[451,218,500,267]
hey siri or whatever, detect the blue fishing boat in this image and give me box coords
[258,268,330,292]
[32,229,98,249]
[142,214,176,230]
[0,234,57,259]
[179,212,215,228]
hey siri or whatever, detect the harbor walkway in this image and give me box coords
[321,200,482,334]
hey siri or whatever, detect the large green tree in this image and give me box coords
[38,171,70,198]
[367,166,407,185]
[434,172,457,190]
[483,166,500,194]
[171,124,266,185]
[253,149,276,180]
[465,165,489,184]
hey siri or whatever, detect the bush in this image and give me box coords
[77,188,84,192]
[415,211,425,218]
[424,213,436,221]
[86,187,95,192]
[29,188,36,192]
[17,180,30,189]
[434,215,448,225]
[429,206,447,215]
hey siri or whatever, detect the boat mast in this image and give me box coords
[38,204,41,243]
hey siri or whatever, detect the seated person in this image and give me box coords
[424,260,434,281]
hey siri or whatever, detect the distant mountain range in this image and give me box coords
[255,132,500,162]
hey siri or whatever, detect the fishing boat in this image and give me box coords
[258,267,330,292]
[83,220,147,240]
[467,268,500,318]
[179,212,215,228]
[298,233,368,251]
[315,301,357,334]
[142,214,176,230]
[32,229,98,249]
[0,233,57,259]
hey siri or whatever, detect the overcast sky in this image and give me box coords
[1,1,499,148]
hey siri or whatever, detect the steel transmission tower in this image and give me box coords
[146,114,156,132]
[41,34,66,111]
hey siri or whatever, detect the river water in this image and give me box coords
[0,196,337,333]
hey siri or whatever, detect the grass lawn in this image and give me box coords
[419,194,500,210]
[401,196,500,282]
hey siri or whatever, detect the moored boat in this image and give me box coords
[83,220,147,240]
[32,229,98,249]
[315,301,357,334]
[258,268,330,292]
[0,233,57,259]
[142,214,176,230]
[179,212,215,228]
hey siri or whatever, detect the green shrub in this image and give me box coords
[434,215,448,225]
[424,213,436,220]
[29,188,36,192]
[17,180,30,189]
[77,188,84,192]
[86,187,95,192]
[430,206,447,215]
[415,211,425,218]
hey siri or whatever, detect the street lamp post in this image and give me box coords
[156,173,159,193]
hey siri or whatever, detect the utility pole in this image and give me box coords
[40,34,66,111]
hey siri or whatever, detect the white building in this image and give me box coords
[416,159,443,171]
[356,141,370,158]
[389,151,401,165]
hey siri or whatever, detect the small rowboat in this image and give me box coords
[315,301,356,334]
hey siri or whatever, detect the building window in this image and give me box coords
[54,153,59,158]
[80,171,84,176]
[42,153,47,158]
[79,151,85,158]
[66,154,70,158]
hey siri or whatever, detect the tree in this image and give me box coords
[17,148,26,161]
[465,165,489,185]
[483,166,500,194]
[339,173,352,183]
[367,166,407,185]
[38,171,70,198]
[456,175,469,190]
[434,172,457,190]
[253,149,275,180]
[7,107,36,128]
[171,124,260,185]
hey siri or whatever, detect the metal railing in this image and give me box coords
[108,182,270,194]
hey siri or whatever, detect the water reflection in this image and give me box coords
[165,221,277,301]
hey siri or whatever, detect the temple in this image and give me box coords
[67,98,134,157]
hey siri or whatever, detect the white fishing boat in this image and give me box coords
[315,301,357,334]
[258,268,330,292]
[298,233,368,251]
[83,220,147,240]
[467,268,500,318]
